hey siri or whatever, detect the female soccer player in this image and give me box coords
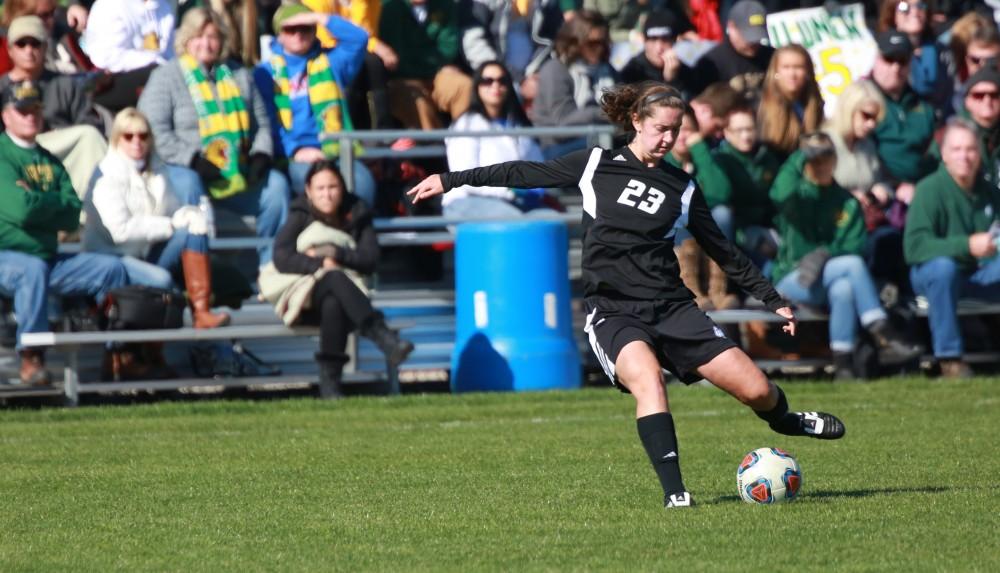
[408,82,846,508]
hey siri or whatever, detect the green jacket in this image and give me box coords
[665,140,732,208]
[903,164,1000,270]
[871,85,937,183]
[713,141,780,230]
[379,0,460,80]
[0,133,80,259]
[769,152,867,283]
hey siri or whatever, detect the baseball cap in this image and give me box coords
[876,30,913,61]
[7,16,47,45]
[728,0,768,45]
[2,80,42,111]
[272,2,312,32]
[644,11,679,41]
[964,66,1000,97]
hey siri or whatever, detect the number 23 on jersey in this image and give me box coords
[617,179,666,215]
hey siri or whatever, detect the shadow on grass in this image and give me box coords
[704,485,953,505]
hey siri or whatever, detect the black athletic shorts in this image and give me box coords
[583,295,737,388]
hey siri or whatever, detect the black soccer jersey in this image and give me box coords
[441,146,785,310]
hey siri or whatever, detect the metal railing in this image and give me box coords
[330,125,617,189]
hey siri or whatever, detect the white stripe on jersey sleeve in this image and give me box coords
[578,148,603,218]
[664,180,696,241]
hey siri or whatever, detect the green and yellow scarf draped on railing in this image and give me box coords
[269,51,360,157]
[179,54,251,199]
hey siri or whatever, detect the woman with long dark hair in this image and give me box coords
[408,82,846,509]
[264,161,413,398]
[444,60,548,218]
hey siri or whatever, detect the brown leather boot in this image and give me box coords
[101,346,152,382]
[939,359,972,379]
[19,349,52,386]
[181,250,230,329]
[708,259,740,310]
[675,239,712,310]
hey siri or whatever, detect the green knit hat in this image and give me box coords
[272,2,313,32]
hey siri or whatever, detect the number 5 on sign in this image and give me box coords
[817,46,852,96]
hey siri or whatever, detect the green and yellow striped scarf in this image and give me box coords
[179,54,250,199]
[270,52,355,156]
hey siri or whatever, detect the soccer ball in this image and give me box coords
[736,447,803,504]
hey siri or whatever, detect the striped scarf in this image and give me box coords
[269,51,354,156]
[179,54,250,199]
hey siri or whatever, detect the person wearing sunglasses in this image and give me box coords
[869,30,937,209]
[0,79,128,386]
[532,10,616,159]
[444,60,552,219]
[83,106,231,329]
[0,16,107,201]
[252,3,376,207]
[953,67,1000,188]
[946,12,1000,118]
[822,79,911,300]
[905,117,1000,379]
[877,1,947,109]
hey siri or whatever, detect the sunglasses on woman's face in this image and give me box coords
[966,54,998,68]
[122,132,150,142]
[478,76,507,87]
[859,110,879,122]
[281,24,315,36]
[969,90,1000,102]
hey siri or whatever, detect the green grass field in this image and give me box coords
[1,378,998,572]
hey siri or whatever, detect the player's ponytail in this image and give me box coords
[600,82,685,133]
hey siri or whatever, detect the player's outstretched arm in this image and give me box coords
[775,306,796,337]
[408,174,445,204]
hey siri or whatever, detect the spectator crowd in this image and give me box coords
[1,0,999,386]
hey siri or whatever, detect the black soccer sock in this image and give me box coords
[637,412,687,497]
[753,385,802,436]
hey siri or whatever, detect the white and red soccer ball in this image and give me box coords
[737,447,802,504]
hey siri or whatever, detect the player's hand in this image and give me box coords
[407,174,444,204]
[775,306,797,337]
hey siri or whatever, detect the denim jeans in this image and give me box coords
[287,160,376,208]
[165,164,290,267]
[910,256,1000,358]
[0,250,128,349]
[673,204,735,244]
[120,228,208,289]
[776,254,887,352]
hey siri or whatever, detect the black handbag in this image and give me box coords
[105,285,186,330]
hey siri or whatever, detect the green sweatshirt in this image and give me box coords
[871,85,937,183]
[903,164,1000,270]
[0,133,80,259]
[665,140,732,208]
[769,152,867,283]
[379,0,459,80]
[713,141,781,230]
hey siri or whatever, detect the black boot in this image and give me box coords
[361,313,415,368]
[832,351,854,380]
[315,353,345,400]
[867,319,923,366]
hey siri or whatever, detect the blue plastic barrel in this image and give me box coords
[451,220,581,392]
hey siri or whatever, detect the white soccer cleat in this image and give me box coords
[664,491,694,508]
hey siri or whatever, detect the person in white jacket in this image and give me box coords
[83,0,175,73]
[444,60,552,219]
[83,108,230,330]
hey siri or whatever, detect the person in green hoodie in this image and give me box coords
[714,103,781,272]
[0,80,128,386]
[667,104,738,309]
[770,132,922,379]
[905,118,1000,379]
